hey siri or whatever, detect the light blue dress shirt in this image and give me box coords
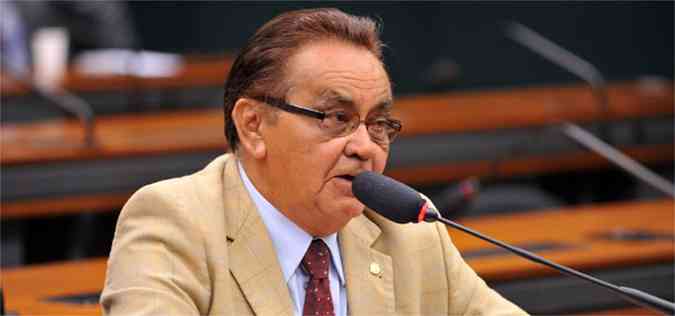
[238,162,348,316]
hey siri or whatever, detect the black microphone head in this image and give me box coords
[352,171,426,224]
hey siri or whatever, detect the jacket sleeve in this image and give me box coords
[100,182,211,315]
[435,222,529,315]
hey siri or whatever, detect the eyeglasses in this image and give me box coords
[251,96,402,146]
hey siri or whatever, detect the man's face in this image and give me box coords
[260,40,392,236]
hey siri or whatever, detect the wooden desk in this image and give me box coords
[2,200,672,315]
[2,81,672,219]
[394,81,673,136]
[0,55,233,96]
[580,307,660,315]
[2,258,105,315]
[2,81,672,165]
[452,199,674,313]
[452,199,674,282]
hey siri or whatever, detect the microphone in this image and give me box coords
[352,171,675,315]
[432,178,479,219]
[504,22,675,198]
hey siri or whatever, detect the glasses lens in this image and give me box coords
[385,119,401,143]
[366,119,391,145]
[321,110,357,137]
[321,110,401,146]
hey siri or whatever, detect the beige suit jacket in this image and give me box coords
[101,154,526,315]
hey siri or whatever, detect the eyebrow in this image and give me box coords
[317,89,393,112]
[375,99,394,112]
[317,89,354,107]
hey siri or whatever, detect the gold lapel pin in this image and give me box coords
[369,262,382,277]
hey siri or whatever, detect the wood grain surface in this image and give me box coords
[451,199,674,282]
[1,192,132,219]
[3,81,672,166]
[0,55,233,96]
[3,81,672,219]
[2,199,672,315]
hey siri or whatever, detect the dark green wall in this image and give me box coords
[129,2,674,95]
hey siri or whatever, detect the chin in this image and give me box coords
[340,199,366,218]
[314,202,364,236]
[320,198,364,219]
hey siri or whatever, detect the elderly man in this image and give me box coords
[101,8,526,316]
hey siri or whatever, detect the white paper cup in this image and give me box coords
[31,27,69,90]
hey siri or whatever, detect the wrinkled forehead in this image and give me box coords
[283,40,393,113]
[315,88,393,114]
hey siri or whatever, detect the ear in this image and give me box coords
[232,98,267,159]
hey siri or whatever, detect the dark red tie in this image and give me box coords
[301,239,335,316]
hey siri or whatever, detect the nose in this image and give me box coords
[344,123,381,162]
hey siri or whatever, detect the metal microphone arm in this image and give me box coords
[504,21,674,198]
[504,22,610,125]
[422,208,675,315]
[560,123,674,197]
[4,72,96,147]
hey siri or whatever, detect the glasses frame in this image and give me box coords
[250,96,402,144]
[253,96,326,120]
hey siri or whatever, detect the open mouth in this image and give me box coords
[336,175,355,182]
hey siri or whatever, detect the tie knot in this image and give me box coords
[302,239,331,279]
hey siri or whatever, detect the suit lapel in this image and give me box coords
[222,157,294,316]
[340,211,395,316]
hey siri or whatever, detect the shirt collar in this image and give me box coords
[237,161,345,286]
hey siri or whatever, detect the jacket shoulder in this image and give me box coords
[122,153,232,214]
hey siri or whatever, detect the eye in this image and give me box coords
[334,111,351,123]
[369,118,390,133]
[323,110,353,126]
[321,110,353,131]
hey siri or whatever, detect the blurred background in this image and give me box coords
[129,2,673,92]
[1,1,673,315]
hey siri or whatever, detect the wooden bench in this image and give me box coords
[0,55,233,96]
[3,199,672,314]
[2,81,672,219]
[1,55,234,123]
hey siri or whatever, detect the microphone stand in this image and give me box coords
[560,123,674,197]
[4,72,96,147]
[505,22,611,141]
[504,21,674,198]
[422,208,675,314]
